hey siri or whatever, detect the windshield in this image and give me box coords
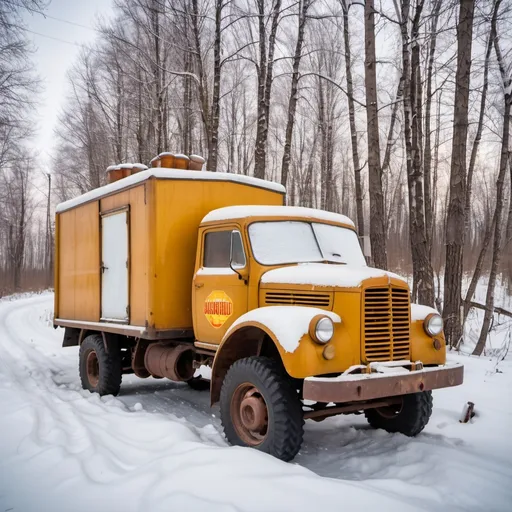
[248,221,366,266]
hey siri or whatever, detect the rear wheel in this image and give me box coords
[79,334,122,396]
[364,391,433,436]
[220,356,304,461]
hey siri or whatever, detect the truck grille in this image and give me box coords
[363,286,410,362]
[263,291,332,308]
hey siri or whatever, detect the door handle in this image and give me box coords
[195,282,204,289]
[101,264,109,273]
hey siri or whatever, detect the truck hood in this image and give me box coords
[260,263,406,289]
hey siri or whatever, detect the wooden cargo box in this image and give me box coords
[54,168,284,338]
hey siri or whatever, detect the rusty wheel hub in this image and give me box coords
[86,350,100,387]
[231,383,268,446]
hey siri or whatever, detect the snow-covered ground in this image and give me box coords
[0,293,511,511]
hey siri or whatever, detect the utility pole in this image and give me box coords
[45,172,52,287]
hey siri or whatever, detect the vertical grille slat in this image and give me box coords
[363,286,411,362]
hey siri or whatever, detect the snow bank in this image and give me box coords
[225,306,341,353]
[411,304,439,321]
[202,205,355,227]
[56,169,285,213]
[261,263,404,288]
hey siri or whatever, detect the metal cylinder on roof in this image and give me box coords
[189,154,205,171]
[174,154,190,169]
[106,165,124,184]
[158,152,175,168]
[131,163,148,175]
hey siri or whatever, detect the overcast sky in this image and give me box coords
[23,0,114,170]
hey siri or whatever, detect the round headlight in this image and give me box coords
[424,313,443,337]
[311,316,334,344]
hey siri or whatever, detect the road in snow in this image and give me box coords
[0,293,511,511]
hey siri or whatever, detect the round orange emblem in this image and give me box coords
[204,290,233,328]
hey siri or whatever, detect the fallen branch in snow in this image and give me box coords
[466,301,512,319]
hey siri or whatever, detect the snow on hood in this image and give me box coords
[261,263,405,288]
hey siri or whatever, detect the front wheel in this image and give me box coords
[220,356,304,462]
[364,391,433,436]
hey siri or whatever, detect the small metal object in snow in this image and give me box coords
[459,401,475,423]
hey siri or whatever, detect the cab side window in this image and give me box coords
[203,230,246,268]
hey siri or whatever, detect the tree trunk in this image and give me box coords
[409,0,434,306]
[465,13,495,235]
[208,0,223,172]
[463,214,495,319]
[191,0,212,163]
[462,1,499,321]
[423,0,442,257]
[443,0,474,347]
[401,0,432,305]
[364,0,387,269]
[473,1,510,356]
[342,0,364,234]
[254,0,281,180]
[151,0,163,154]
[381,78,404,175]
[281,0,310,190]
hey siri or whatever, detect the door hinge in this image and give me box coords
[126,305,130,318]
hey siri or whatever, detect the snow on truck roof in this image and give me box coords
[202,205,356,228]
[55,168,285,213]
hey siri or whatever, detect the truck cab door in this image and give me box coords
[193,227,248,345]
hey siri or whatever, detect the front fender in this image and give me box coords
[224,306,341,354]
[209,307,341,404]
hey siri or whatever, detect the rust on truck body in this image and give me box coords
[303,363,464,403]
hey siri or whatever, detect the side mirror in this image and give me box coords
[230,230,248,282]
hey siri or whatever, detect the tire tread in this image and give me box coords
[220,356,304,461]
[79,334,122,396]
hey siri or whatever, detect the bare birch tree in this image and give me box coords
[443,0,475,346]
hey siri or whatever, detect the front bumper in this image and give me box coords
[303,361,464,403]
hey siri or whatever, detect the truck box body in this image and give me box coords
[54,169,284,337]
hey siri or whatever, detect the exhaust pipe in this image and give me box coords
[144,343,195,382]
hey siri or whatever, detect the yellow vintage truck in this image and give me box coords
[54,154,463,461]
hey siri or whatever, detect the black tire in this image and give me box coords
[79,334,122,396]
[220,356,304,462]
[364,391,433,437]
[186,376,210,391]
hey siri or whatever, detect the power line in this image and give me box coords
[32,12,96,32]
[4,0,95,31]
[13,24,83,47]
